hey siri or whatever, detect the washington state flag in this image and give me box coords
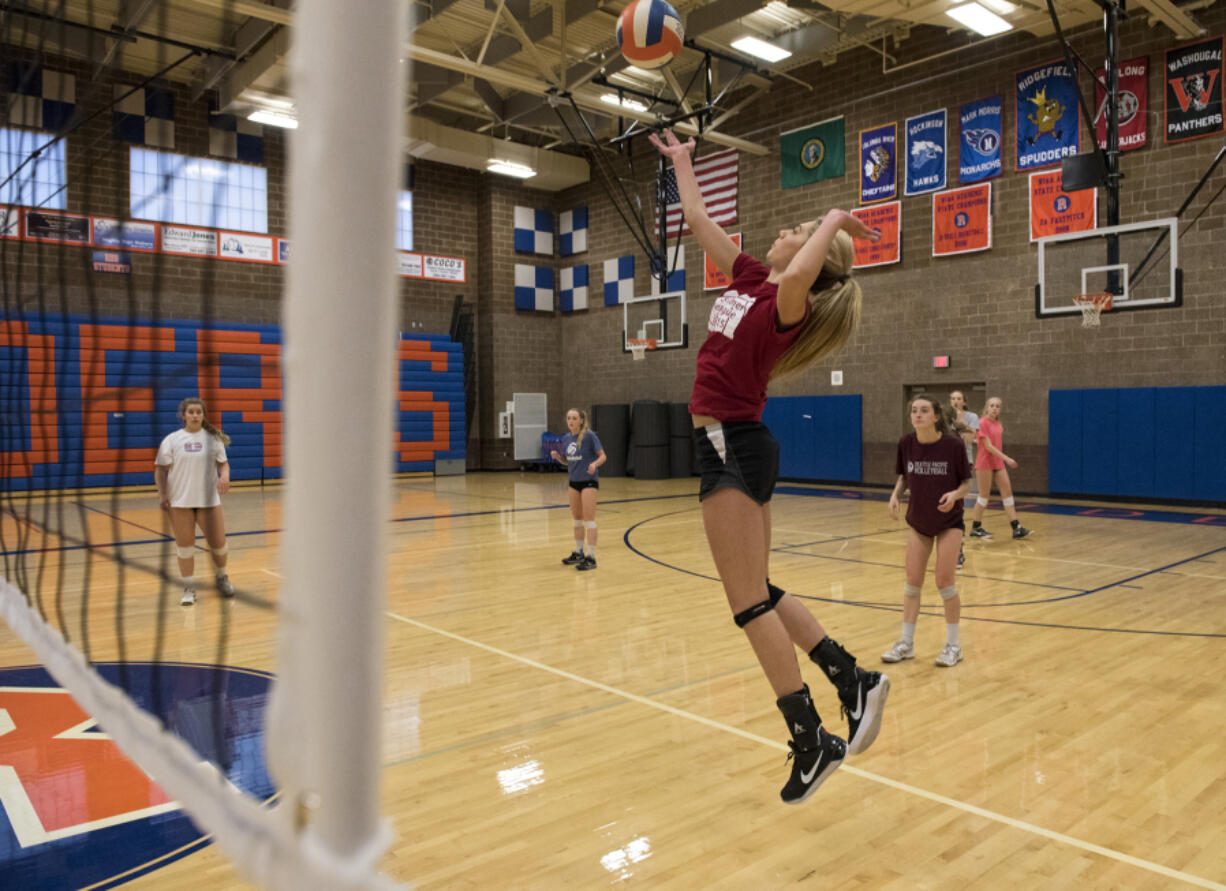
[780,116,845,189]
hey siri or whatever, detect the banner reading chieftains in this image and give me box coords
[1016,59,1081,171]
[1164,36,1224,143]
[859,123,897,204]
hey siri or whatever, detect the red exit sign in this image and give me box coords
[933,355,950,369]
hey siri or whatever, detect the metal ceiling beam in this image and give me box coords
[1132,0,1203,38]
[684,0,776,36]
[216,25,290,109]
[190,0,292,27]
[193,0,291,100]
[95,0,156,73]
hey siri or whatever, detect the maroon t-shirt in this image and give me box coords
[688,253,809,422]
[895,433,972,536]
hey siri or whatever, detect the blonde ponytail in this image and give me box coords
[771,229,862,379]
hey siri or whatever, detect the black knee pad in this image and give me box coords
[767,580,786,607]
[733,598,776,628]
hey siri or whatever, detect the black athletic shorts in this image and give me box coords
[569,479,599,492]
[693,420,780,505]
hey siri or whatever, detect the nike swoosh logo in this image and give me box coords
[848,687,864,722]
[800,757,823,784]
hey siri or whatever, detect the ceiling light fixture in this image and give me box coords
[486,159,536,179]
[945,2,1012,35]
[977,0,1018,14]
[600,93,648,112]
[730,36,792,63]
[247,108,298,129]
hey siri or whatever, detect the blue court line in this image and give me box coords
[775,485,1226,527]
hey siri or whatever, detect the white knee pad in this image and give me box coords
[976,497,989,507]
[1002,496,1015,507]
[212,544,228,558]
[176,546,195,560]
[904,583,922,598]
[939,585,958,601]
[584,521,597,529]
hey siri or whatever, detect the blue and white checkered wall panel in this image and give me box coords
[559,206,588,256]
[209,114,264,164]
[560,265,589,312]
[603,255,635,306]
[6,65,74,130]
[114,85,175,148]
[514,263,554,311]
[513,205,553,255]
[652,245,685,293]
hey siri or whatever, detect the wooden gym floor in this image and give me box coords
[2,472,1224,889]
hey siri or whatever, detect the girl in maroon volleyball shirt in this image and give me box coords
[884,397,972,667]
[968,396,1034,540]
[650,129,886,806]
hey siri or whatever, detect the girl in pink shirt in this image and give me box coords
[968,397,1034,540]
[651,129,887,806]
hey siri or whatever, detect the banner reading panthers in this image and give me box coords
[1016,60,1081,171]
[1164,36,1224,143]
[859,122,897,204]
[959,96,1002,183]
[780,117,845,189]
[904,109,947,196]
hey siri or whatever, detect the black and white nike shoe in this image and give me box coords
[780,728,846,805]
[840,669,890,756]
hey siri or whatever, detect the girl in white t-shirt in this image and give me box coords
[155,397,234,605]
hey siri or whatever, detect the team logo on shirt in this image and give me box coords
[708,292,754,338]
[908,460,949,475]
[184,441,203,453]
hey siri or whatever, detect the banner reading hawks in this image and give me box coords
[859,122,897,204]
[1094,56,1148,151]
[780,117,845,189]
[904,108,947,196]
[1016,59,1081,171]
[1165,36,1224,143]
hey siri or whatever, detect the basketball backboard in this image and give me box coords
[622,289,686,354]
[1035,218,1181,318]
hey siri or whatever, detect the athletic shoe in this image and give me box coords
[1012,525,1034,539]
[216,574,236,598]
[840,669,890,755]
[577,555,597,571]
[180,586,197,606]
[935,643,963,667]
[957,552,966,571]
[969,526,992,539]
[562,551,584,565]
[780,728,846,804]
[881,639,915,663]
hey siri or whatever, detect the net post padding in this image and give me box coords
[0,580,401,891]
[1073,291,1113,328]
[273,0,405,882]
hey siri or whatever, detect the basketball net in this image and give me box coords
[1073,292,1112,328]
[627,337,656,360]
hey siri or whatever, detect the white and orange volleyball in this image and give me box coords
[616,0,684,70]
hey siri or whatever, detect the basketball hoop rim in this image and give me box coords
[1072,291,1112,328]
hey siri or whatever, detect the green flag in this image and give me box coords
[780,117,845,189]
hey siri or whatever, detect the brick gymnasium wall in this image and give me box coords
[543,7,1226,490]
[11,10,1225,484]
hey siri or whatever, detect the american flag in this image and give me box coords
[658,148,738,239]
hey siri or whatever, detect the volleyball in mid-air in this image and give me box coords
[616,0,684,70]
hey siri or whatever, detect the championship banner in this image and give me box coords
[1016,59,1080,171]
[959,96,1003,183]
[1094,56,1148,151]
[932,184,991,256]
[1029,170,1096,242]
[1164,36,1224,143]
[780,117,845,189]
[850,201,900,268]
[704,233,742,290]
[859,123,897,204]
[904,109,947,196]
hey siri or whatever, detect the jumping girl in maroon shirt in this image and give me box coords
[651,129,886,805]
[884,396,972,667]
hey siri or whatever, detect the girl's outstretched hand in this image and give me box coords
[648,129,695,162]
[827,209,881,242]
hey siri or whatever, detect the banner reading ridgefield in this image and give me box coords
[780,117,845,189]
[860,123,897,204]
[959,96,1002,183]
[1165,36,1224,143]
[904,109,946,196]
[1016,60,1080,171]
[1095,56,1148,151]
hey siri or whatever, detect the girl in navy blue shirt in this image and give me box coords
[550,408,606,570]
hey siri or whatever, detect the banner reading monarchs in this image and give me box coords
[959,96,1002,183]
[1016,60,1081,171]
[1164,36,1224,143]
[780,117,845,189]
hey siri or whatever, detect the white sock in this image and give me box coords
[901,622,916,644]
[946,624,960,646]
[574,539,584,554]
[181,575,195,590]
[586,544,596,558]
